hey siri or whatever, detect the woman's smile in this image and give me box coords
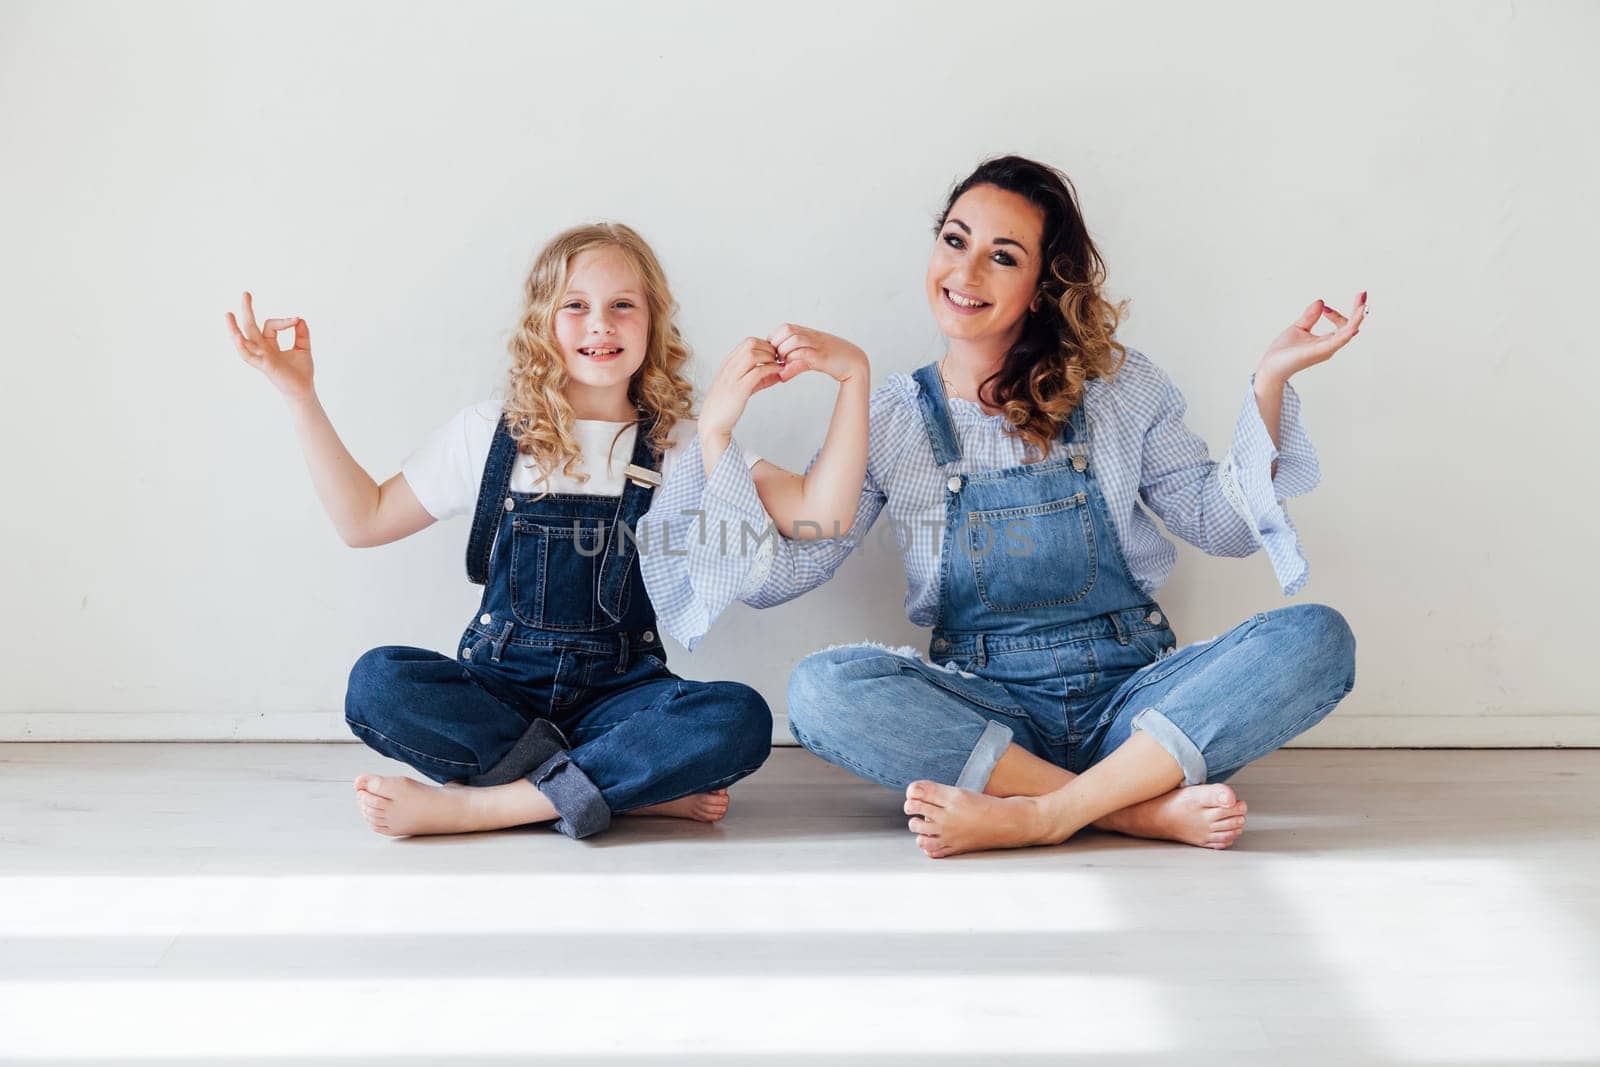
[941,287,992,314]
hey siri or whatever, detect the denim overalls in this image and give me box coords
[786,363,1356,792]
[345,414,772,838]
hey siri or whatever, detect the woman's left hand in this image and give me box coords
[767,323,869,385]
[1257,292,1368,385]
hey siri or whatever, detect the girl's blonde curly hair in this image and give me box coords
[503,222,695,484]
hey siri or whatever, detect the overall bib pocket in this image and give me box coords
[966,492,1097,612]
[509,518,606,631]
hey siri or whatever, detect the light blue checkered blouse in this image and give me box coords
[639,348,1320,651]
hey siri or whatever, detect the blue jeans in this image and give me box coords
[345,644,772,838]
[786,603,1356,791]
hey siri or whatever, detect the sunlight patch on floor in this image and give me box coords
[1,871,1124,937]
[0,975,1188,1058]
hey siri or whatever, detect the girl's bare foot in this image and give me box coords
[627,789,730,822]
[354,775,475,836]
[903,781,1051,859]
[1096,784,1247,850]
[352,774,555,837]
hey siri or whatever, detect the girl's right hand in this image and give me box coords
[699,336,786,443]
[227,291,314,402]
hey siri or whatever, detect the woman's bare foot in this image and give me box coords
[1096,784,1248,850]
[626,789,730,822]
[903,781,1052,859]
[352,774,554,837]
[903,780,1248,858]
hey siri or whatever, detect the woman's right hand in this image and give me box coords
[699,336,787,444]
[227,291,314,402]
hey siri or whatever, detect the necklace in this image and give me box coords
[941,356,1009,418]
[938,356,962,400]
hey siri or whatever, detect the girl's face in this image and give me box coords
[925,183,1046,349]
[554,246,652,397]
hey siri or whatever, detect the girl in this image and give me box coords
[228,222,796,840]
[648,156,1364,858]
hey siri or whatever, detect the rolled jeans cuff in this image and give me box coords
[466,717,568,787]
[531,751,612,839]
[1131,707,1208,786]
[955,719,1014,792]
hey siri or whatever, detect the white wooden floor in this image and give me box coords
[2,744,1597,1066]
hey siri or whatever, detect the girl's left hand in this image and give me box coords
[1257,292,1368,384]
[767,323,869,385]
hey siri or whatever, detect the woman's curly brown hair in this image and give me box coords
[938,156,1129,460]
[503,222,695,486]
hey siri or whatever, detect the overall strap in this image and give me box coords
[464,415,521,586]
[1057,403,1090,469]
[911,362,962,466]
[595,413,662,622]
[1061,403,1087,445]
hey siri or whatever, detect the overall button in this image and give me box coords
[480,613,492,625]
[1072,456,1087,472]
[1147,611,1163,625]
[932,636,948,650]
[503,497,515,511]
[947,475,963,493]
[461,647,473,660]
[642,630,655,644]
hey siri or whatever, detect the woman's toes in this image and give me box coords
[1207,829,1242,849]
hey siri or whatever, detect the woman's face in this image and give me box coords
[925,183,1046,348]
[554,246,651,394]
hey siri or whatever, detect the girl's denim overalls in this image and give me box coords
[786,363,1356,792]
[345,415,772,838]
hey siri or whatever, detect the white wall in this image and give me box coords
[2,0,1596,744]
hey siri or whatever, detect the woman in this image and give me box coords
[641,155,1363,858]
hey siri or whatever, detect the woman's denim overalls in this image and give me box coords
[786,363,1356,792]
[345,415,772,838]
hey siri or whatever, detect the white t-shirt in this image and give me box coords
[402,400,761,522]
